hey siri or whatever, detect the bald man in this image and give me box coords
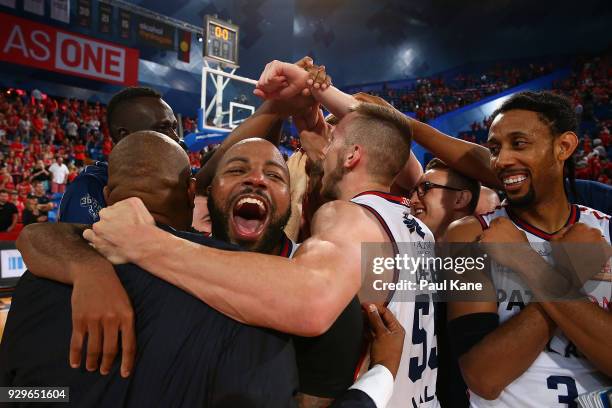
[2,132,299,407]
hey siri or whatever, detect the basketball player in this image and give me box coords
[85,101,439,407]
[443,92,611,407]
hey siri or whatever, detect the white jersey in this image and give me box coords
[352,192,439,408]
[472,204,611,408]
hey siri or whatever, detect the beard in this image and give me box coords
[320,153,348,202]
[506,182,536,208]
[208,188,292,255]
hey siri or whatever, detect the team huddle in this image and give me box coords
[0,57,610,408]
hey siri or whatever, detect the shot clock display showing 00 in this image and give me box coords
[204,15,239,67]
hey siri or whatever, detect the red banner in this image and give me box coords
[0,12,139,86]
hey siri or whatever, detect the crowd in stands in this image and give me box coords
[459,54,612,185]
[0,88,112,231]
[0,54,608,234]
[369,62,554,120]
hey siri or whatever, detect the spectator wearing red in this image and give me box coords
[67,165,78,184]
[0,167,13,190]
[10,136,24,155]
[102,136,112,160]
[17,177,32,200]
[32,113,45,136]
[74,140,86,166]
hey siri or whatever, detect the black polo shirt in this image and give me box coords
[0,228,298,407]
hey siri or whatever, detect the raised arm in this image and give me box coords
[194,100,285,193]
[85,198,386,336]
[196,57,320,193]
[408,120,500,188]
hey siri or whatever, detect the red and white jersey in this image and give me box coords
[472,204,611,408]
[351,191,439,408]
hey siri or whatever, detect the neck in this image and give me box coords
[151,211,191,232]
[437,211,471,240]
[336,173,391,202]
[510,180,571,233]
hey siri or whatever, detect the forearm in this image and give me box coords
[134,225,342,335]
[195,100,283,192]
[460,304,555,399]
[539,300,612,376]
[312,86,357,119]
[16,222,111,284]
[410,120,501,188]
[393,151,423,191]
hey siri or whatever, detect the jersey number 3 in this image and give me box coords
[547,375,577,408]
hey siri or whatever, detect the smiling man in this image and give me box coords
[409,158,481,240]
[444,91,612,407]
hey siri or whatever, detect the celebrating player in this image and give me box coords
[85,96,439,407]
[444,91,611,407]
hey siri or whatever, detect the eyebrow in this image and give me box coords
[507,131,531,138]
[265,160,289,175]
[153,118,177,126]
[223,157,249,166]
[488,130,530,143]
[224,157,289,175]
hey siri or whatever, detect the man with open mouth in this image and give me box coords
[85,59,439,408]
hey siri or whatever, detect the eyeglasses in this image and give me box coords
[410,181,464,198]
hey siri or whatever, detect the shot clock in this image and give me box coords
[203,15,239,67]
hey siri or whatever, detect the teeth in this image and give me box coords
[503,175,527,185]
[414,208,424,215]
[237,197,265,211]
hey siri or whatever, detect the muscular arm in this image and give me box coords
[502,231,612,376]
[92,200,385,336]
[16,222,110,284]
[311,85,499,188]
[409,120,500,188]
[393,151,423,192]
[445,217,556,400]
[538,301,612,376]
[308,81,497,190]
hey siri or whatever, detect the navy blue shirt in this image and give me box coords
[0,228,299,407]
[568,179,612,215]
[59,162,108,224]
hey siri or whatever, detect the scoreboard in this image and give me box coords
[203,15,239,67]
